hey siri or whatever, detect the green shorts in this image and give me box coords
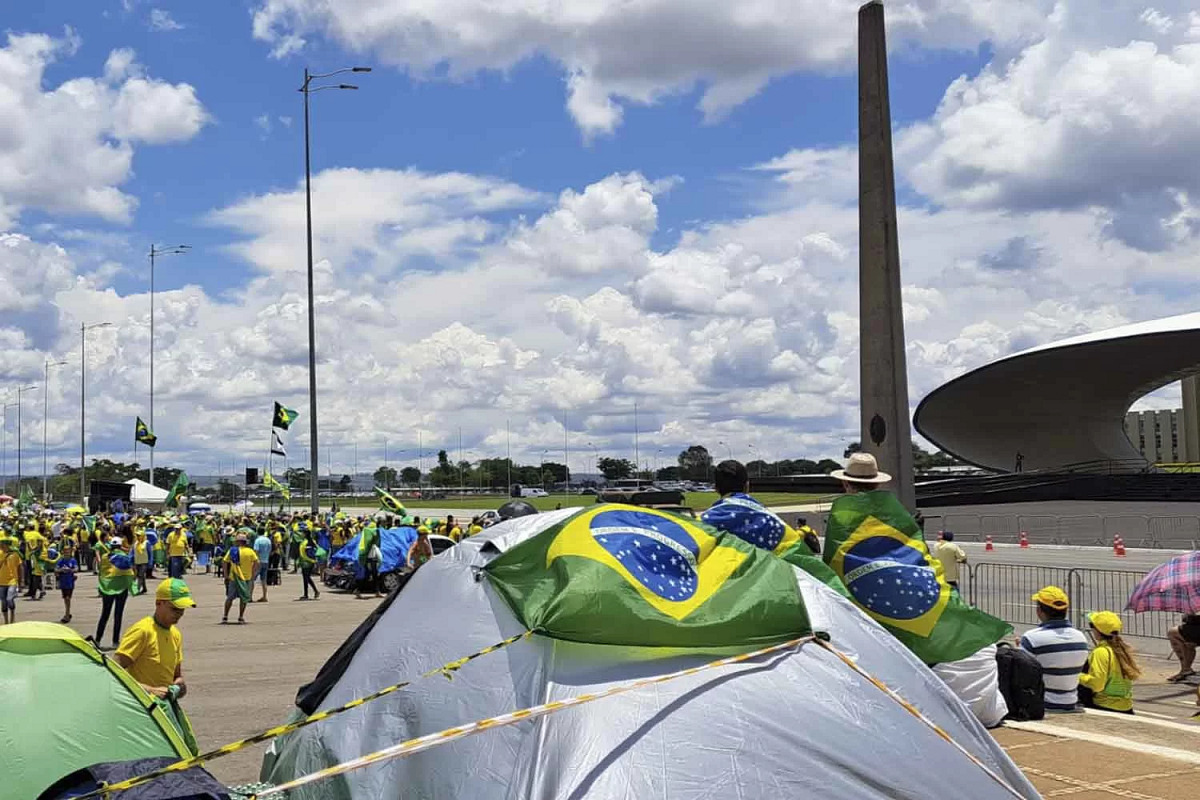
[226,577,253,603]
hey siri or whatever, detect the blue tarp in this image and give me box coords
[331,526,417,576]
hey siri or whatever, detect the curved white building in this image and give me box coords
[913,313,1200,472]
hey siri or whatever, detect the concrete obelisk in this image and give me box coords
[858,0,915,510]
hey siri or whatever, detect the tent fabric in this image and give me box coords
[0,622,191,800]
[40,756,230,800]
[125,478,170,503]
[262,509,1038,799]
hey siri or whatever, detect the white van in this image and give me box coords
[519,487,549,498]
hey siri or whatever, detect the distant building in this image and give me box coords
[1123,376,1200,464]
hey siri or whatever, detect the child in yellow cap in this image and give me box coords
[1079,610,1141,714]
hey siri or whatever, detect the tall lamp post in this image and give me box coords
[1,403,15,495]
[300,64,371,514]
[747,443,759,476]
[14,384,38,491]
[44,359,68,499]
[81,322,114,503]
[717,440,733,461]
[148,244,189,488]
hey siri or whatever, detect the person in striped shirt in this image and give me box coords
[1019,586,1090,711]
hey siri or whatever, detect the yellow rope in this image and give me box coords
[80,630,534,798]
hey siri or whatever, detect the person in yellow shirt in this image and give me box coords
[444,515,463,543]
[0,536,24,623]
[222,531,259,624]
[115,578,195,699]
[166,526,189,579]
[467,517,483,538]
[1079,611,1142,714]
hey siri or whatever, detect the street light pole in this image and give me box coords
[44,359,67,499]
[15,384,37,490]
[1,403,14,495]
[718,440,733,461]
[148,244,189,488]
[81,322,113,503]
[299,64,371,515]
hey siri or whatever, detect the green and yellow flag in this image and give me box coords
[135,416,157,447]
[16,485,35,511]
[486,504,817,648]
[822,490,1010,664]
[164,472,189,509]
[374,486,407,517]
[272,402,299,430]
[263,470,291,500]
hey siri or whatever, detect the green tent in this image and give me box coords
[0,622,191,799]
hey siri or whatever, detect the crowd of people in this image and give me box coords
[0,505,490,637]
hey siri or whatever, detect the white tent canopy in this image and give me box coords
[124,478,168,504]
[263,509,1038,799]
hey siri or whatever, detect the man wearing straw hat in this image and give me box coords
[829,452,894,492]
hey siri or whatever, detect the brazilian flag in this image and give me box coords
[135,416,157,447]
[263,470,291,500]
[823,490,1010,664]
[374,486,407,516]
[486,504,821,648]
[272,402,299,430]
[164,472,190,509]
[701,494,849,599]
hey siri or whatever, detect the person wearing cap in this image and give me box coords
[1078,611,1142,714]
[221,531,260,624]
[1019,586,1090,711]
[115,578,195,702]
[166,525,189,579]
[0,536,23,624]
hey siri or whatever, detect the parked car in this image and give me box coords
[478,510,501,527]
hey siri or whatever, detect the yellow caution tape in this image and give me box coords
[812,638,1025,799]
[253,635,1026,800]
[82,629,534,798]
[251,635,818,798]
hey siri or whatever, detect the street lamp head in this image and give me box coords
[352,66,372,72]
[338,84,359,90]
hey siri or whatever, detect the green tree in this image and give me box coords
[429,450,455,486]
[677,445,712,481]
[655,466,680,481]
[399,466,421,485]
[597,457,635,480]
[540,461,568,483]
[843,441,862,459]
[373,465,398,487]
[817,458,843,474]
[746,459,770,477]
[338,474,353,493]
[285,467,311,491]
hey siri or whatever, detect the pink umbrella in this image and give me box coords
[1126,551,1200,614]
[0,495,13,504]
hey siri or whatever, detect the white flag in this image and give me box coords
[271,430,287,457]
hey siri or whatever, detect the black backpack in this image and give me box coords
[995,642,1045,721]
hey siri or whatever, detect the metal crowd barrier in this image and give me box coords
[965,563,1178,641]
[931,512,1200,548]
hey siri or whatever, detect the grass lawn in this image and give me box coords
[319,491,830,512]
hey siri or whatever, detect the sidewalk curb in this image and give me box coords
[1005,720,1200,764]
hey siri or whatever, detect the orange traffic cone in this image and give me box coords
[1019,531,1030,549]
[1114,534,1126,557]
[985,535,994,552]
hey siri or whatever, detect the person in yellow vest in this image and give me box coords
[467,516,483,538]
[1079,611,1142,714]
[0,536,24,624]
[222,531,260,624]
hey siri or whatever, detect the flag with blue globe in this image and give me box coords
[823,490,1010,664]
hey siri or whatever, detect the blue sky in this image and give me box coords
[1,1,1198,478]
